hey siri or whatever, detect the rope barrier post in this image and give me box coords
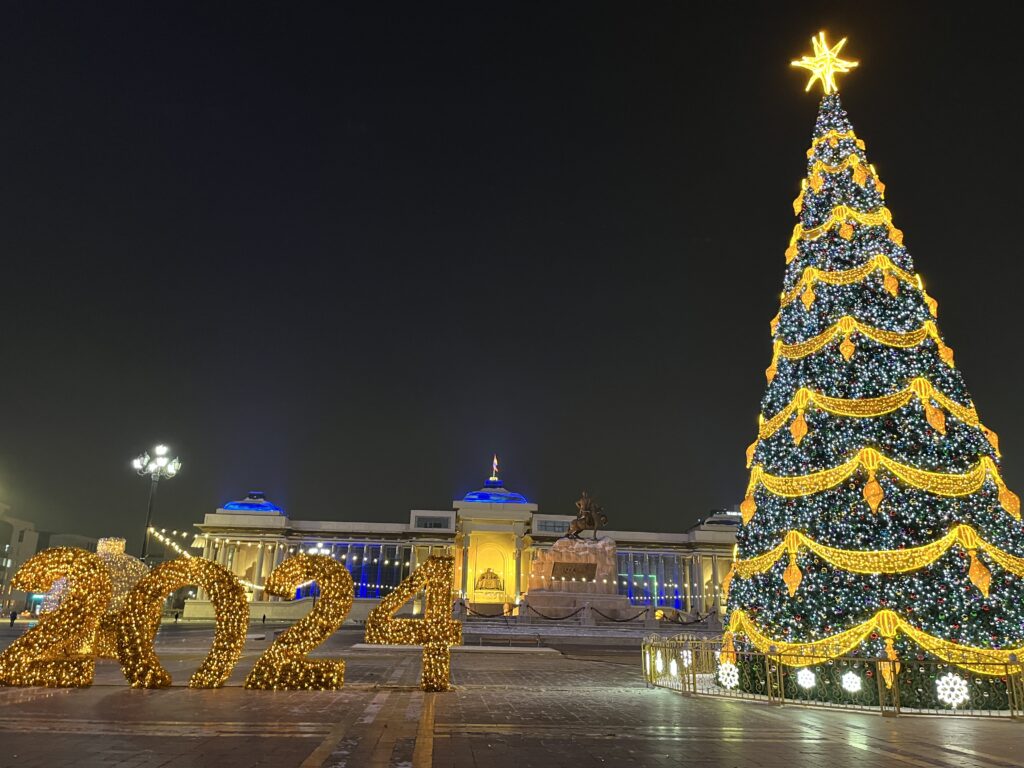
[581,602,594,626]
[644,605,659,629]
[517,598,530,625]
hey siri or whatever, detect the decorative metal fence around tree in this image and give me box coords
[642,634,1024,718]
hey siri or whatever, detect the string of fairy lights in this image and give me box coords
[147,527,402,595]
[145,525,727,607]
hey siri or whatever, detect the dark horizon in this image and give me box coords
[3,2,1023,549]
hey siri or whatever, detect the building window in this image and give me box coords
[535,520,569,533]
[414,516,450,530]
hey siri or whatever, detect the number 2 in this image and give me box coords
[0,548,112,687]
[245,554,354,690]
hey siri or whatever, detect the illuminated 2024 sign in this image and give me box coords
[0,548,461,692]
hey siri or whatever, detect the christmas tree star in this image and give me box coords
[791,31,858,94]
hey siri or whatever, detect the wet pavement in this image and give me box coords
[0,623,1020,767]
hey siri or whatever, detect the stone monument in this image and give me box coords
[525,493,634,620]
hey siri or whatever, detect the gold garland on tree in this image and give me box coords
[725,608,1024,680]
[720,523,1019,601]
[784,204,904,265]
[778,256,938,314]
[740,448,1020,523]
[745,377,1000,460]
[765,316,954,383]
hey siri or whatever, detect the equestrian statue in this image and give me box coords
[565,491,608,539]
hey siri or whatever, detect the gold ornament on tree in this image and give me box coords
[883,270,899,297]
[800,282,816,311]
[789,389,811,445]
[852,160,868,186]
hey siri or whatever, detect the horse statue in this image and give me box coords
[565,491,608,539]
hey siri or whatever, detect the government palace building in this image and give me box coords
[182,465,738,622]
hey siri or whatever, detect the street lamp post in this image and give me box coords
[131,444,182,561]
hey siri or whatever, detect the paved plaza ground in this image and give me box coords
[0,623,1021,768]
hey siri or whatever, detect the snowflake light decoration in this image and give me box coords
[669,658,678,678]
[936,672,970,708]
[796,668,816,689]
[682,649,693,668]
[718,661,739,689]
[841,671,862,693]
[655,651,664,675]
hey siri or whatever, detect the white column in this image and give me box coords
[197,538,213,600]
[513,536,522,602]
[711,555,721,614]
[681,555,692,614]
[459,535,471,598]
[254,544,266,597]
[274,544,286,606]
[691,555,704,613]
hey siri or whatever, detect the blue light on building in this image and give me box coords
[462,477,528,504]
[222,491,283,513]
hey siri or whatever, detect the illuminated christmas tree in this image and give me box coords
[722,33,1024,704]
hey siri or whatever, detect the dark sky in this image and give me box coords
[2,2,1023,549]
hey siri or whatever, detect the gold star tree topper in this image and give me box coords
[791,32,858,94]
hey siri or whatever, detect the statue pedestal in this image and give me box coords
[525,537,634,620]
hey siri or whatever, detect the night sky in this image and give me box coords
[2,3,1023,549]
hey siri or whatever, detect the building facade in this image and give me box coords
[183,471,738,621]
[0,507,98,613]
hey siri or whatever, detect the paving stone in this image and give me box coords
[0,624,1021,767]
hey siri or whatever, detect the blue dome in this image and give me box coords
[223,491,283,513]
[462,478,528,504]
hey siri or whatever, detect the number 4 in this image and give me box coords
[364,555,462,691]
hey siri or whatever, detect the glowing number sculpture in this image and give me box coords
[364,555,462,692]
[114,557,248,688]
[0,548,113,687]
[245,554,353,690]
